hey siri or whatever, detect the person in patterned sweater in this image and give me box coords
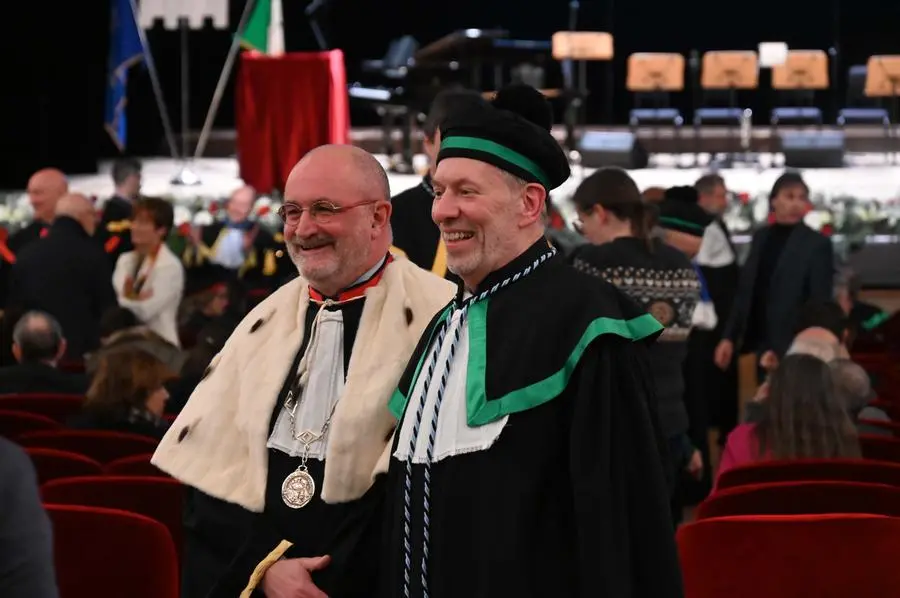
[569,168,705,526]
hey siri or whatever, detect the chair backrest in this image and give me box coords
[859,434,900,463]
[697,480,900,520]
[716,458,900,492]
[846,64,877,107]
[0,393,84,423]
[105,453,169,477]
[25,448,104,485]
[41,475,184,561]
[17,430,159,463]
[0,409,61,440]
[678,514,900,598]
[45,504,178,598]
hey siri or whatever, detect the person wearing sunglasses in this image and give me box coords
[152,144,455,598]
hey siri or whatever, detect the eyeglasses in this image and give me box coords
[277,199,378,225]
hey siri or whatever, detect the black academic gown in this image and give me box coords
[98,195,134,267]
[390,176,458,283]
[379,240,683,598]
[207,297,384,598]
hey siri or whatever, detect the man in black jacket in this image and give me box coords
[98,158,142,267]
[7,194,118,361]
[0,311,88,395]
[714,172,834,380]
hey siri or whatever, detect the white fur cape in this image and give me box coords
[151,257,455,512]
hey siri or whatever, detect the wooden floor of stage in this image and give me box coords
[194,124,900,158]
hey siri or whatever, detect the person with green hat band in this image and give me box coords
[379,85,684,598]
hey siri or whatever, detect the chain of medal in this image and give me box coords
[279,301,341,509]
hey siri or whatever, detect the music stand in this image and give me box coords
[698,50,759,162]
[626,53,685,156]
[551,31,613,150]
[865,55,900,162]
[769,50,829,138]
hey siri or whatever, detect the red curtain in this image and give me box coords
[236,50,351,193]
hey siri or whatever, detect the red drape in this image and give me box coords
[236,50,350,193]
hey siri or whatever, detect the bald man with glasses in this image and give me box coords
[153,145,455,598]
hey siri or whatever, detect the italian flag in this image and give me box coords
[240,0,285,55]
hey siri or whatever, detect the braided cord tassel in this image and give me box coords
[400,248,556,597]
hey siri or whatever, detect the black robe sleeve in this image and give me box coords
[568,335,684,598]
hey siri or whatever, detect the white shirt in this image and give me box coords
[113,245,185,347]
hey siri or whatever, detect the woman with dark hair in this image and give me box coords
[714,172,834,379]
[715,353,860,488]
[69,344,176,440]
[569,167,702,524]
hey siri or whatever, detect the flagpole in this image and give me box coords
[194,0,259,161]
[127,0,179,159]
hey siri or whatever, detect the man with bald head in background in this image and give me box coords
[153,145,454,598]
[0,168,69,310]
[7,193,117,361]
[182,184,292,306]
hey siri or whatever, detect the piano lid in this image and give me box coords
[414,29,510,63]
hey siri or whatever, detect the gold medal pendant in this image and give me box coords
[281,467,315,509]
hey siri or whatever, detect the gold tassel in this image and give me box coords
[263,249,277,276]
[240,540,294,597]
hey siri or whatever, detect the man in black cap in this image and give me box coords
[379,86,683,598]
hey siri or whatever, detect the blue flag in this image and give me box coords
[104,0,144,152]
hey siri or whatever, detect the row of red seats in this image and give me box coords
[681,458,900,596]
[0,393,178,426]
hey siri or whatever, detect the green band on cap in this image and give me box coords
[659,216,706,232]
[440,136,550,188]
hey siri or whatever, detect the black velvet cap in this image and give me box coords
[436,85,570,190]
[658,189,713,238]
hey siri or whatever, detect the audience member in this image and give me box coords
[113,197,185,347]
[98,306,142,344]
[0,169,69,308]
[69,342,176,440]
[0,311,88,395]
[835,267,890,346]
[830,358,892,436]
[716,354,860,489]
[0,437,59,598]
[569,168,702,523]
[715,172,834,380]
[6,193,117,360]
[98,158,142,266]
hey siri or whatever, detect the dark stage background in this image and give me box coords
[1,0,899,188]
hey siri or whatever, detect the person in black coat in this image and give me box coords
[6,194,118,361]
[0,311,88,395]
[714,172,834,381]
[0,437,59,598]
[97,158,141,268]
[0,168,68,308]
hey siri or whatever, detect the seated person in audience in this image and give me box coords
[69,343,176,440]
[166,317,235,415]
[112,197,185,347]
[0,437,59,598]
[759,299,849,371]
[98,306,141,344]
[835,266,889,346]
[830,358,892,437]
[0,310,87,395]
[716,354,860,490]
[177,271,232,349]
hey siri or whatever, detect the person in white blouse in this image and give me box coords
[113,198,184,347]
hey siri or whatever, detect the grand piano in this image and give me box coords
[348,29,553,171]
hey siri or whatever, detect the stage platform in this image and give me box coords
[188,124,900,161]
